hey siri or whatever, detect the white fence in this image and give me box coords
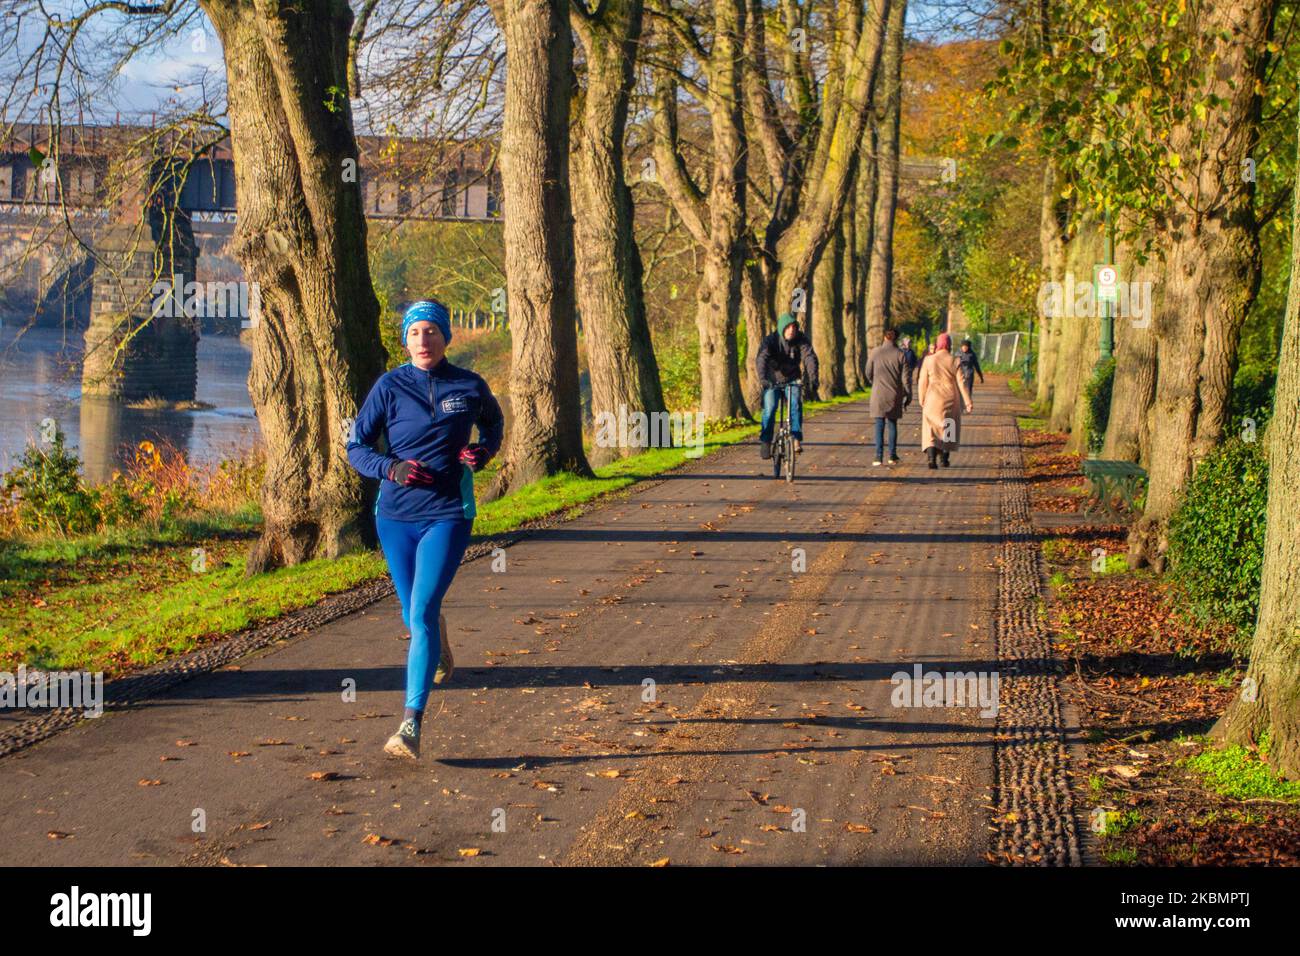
[974,331,1027,367]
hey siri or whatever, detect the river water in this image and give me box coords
[0,326,260,484]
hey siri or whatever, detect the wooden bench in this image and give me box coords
[1081,459,1148,520]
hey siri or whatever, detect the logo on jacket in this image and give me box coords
[441,395,468,414]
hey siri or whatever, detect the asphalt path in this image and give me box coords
[0,383,1017,866]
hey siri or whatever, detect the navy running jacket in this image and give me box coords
[347,359,504,521]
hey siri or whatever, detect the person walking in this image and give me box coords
[864,328,913,467]
[756,312,819,458]
[957,339,985,396]
[917,332,973,469]
[347,300,504,759]
[898,335,918,394]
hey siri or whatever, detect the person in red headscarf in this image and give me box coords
[917,332,974,469]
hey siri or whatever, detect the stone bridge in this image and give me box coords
[0,123,501,402]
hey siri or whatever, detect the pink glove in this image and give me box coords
[388,460,435,486]
[459,444,491,472]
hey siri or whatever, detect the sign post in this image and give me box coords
[1094,261,1117,362]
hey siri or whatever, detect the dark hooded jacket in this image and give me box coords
[756,315,819,392]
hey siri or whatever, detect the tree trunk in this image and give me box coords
[813,228,846,398]
[1101,243,1159,463]
[695,242,747,421]
[571,0,665,465]
[1036,159,1067,409]
[487,0,592,497]
[861,0,904,352]
[200,0,386,575]
[1128,0,1271,568]
[855,125,879,377]
[741,253,769,410]
[840,190,863,392]
[1213,110,1300,774]
[1048,215,1102,435]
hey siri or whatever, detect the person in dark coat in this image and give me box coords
[756,312,819,458]
[898,335,918,392]
[957,339,985,395]
[864,328,913,466]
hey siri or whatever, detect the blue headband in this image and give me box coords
[402,300,451,346]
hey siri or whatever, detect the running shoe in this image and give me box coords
[384,718,420,759]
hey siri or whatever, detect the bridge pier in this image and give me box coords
[81,213,200,402]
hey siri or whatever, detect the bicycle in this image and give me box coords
[770,379,802,483]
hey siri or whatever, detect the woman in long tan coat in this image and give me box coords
[917,332,974,469]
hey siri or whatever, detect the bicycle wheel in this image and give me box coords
[772,392,786,479]
[784,385,798,482]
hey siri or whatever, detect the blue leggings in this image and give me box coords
[375,516,473,713]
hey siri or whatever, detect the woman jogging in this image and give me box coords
[917,332,973,470]
[346,300,504,759]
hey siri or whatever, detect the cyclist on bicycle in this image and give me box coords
[756,312,819,459]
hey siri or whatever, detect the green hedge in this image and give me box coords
[1166,439,1269,649]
